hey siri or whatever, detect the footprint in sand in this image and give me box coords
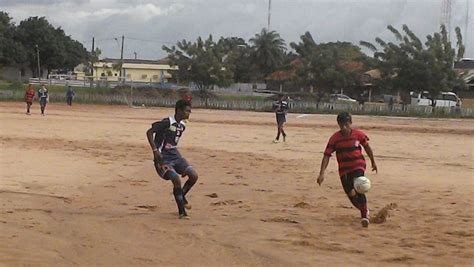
[254,189,273,193]
[294,201,311,209]
[135,205,157,211]
[211,200,242,206]
[261,217,299,224]
[383,255,415,263]
[205,193,218,198]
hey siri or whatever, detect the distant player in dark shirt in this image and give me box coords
[317,112,378,227]
[146,100,198,219]
[38,84,49,116]
[272,94,289,143]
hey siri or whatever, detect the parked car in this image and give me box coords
[330,94,358,103]
[410,91,461,107]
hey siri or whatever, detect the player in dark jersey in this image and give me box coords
[146,100,198,219]
[317,112,378,227]
[272,94,289,143]
[38,84,49,116]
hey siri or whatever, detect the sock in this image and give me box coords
[173,187,186,215]
[348,193,368,218]
[276,130,281,140]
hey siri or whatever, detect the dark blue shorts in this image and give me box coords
[276,114,286,126]
[154,157,192,180]
[39,98,47,107]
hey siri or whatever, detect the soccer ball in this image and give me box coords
[354,176,371,194]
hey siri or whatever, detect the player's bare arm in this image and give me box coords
[146,127,163,163]
[363,144,378,173]
[317,155,331,185]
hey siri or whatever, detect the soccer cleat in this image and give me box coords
[283,135,287,142]
[179,213,190,220]
[183,197,192,210]
[272,139,279,143]
[361,218,370,228]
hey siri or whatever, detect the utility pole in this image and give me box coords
[441,0,452,39]
[35,44,41,80]
[134,51,137,59]
[466,0,470,51]
[267,0,272,31]
[120,35,124,81]
[91,37,95,77]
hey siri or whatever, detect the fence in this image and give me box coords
[1,90,473,118]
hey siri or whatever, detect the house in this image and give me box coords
[89,58,176,83]
[93,58,175,83]
[454,58,474,91]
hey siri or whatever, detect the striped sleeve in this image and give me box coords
[324,135,336,157]
[358,130,369,146]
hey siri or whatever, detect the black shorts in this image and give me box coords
[340,169,364,195]
[39,98,47,107]
[276,114,286,126]
[154,157,192,180]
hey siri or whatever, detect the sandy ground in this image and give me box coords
[0,102,473,266]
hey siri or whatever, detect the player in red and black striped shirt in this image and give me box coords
[317,112,378,227]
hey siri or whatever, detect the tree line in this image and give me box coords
[0,12,88,76]
[164,26,466,99]
[1,11,467,99]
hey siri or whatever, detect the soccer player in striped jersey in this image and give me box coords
[272,94,289,143]
[146,100,198,219]
[317,112,378,227]
[24,84,35,115]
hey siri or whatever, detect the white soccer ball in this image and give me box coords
[354,176,371,194]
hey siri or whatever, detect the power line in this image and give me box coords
[125,37,176,45]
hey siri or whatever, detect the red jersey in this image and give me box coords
[25,89,35,103]
[324,129,369,176]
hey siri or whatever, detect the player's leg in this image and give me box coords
[340,171,369,227]
[40,99,45,115]
[154,161,188,218]
[175,158,198,209]
[275,125,281,142]
[280,122,287,142]
[169,174,188,219]
[274,115,282,142]
[26,102,31,114]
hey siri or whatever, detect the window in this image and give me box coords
[442,94,457,101]
[152,75,159,79]
[141,74,148,79]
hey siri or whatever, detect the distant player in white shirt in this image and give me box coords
[272,94,289,143]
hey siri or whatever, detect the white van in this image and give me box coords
[410,91,461,107]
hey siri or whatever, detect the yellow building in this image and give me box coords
[92,58,175,82]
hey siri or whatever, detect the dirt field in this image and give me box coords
[1,102,473,266]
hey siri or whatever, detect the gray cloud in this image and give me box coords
[0,0,89,5]
[1,0,472,59]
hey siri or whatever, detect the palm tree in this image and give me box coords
[249,28,286,79]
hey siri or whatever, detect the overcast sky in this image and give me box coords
[1,0,472,60]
